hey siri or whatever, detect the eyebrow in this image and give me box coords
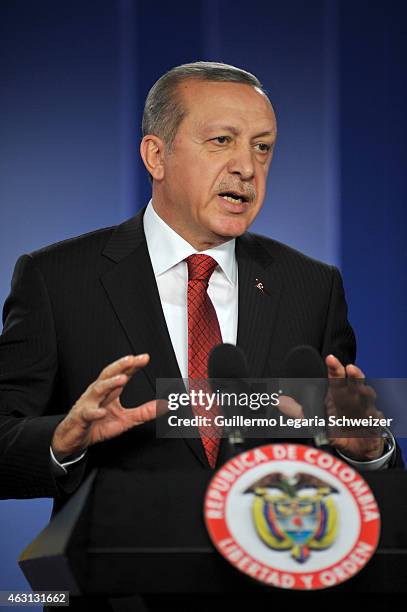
[200,124,276,139]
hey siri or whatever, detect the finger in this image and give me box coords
[328,437,384,461]
[325,395,335,414]
[277,395,304,418]
[156,399,169,418]
[89,374,127,402]
[99,357,153,406]
[81,404,108,423]
[327,437,347,452]
[346,363,365,379]
[99,371,141,407]
[124,399,168,426]
[99,354,150,381]
[345,364,367,398]
[100,385,124,408]
[358,384,377,402]
[325,354,346,379]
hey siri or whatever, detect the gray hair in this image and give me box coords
[142,61,267,150]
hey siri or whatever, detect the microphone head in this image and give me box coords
[281,345,327,379]
[208,344,250,426]
[208,343,249,380]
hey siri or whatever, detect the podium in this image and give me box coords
[19,466,407,599]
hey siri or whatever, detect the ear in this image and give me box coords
[140,135,166,180]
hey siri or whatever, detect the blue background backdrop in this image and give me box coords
[1,0,406,604]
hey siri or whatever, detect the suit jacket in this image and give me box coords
[0,208,401,509]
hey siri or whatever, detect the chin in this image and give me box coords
[210,216,251,239]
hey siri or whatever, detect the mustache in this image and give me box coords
[216,181,256,203]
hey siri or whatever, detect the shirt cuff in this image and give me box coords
[336,431,395,471]
[50,446,87,476]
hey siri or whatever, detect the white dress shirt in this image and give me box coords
[51,200,394,472]
[143,200,238,379]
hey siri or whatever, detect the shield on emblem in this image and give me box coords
[245,472,338,563]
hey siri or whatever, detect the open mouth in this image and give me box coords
[218,191,249,204]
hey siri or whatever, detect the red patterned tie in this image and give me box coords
[186,254,223,468]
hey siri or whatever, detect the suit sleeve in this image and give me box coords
[0,255,83,499]
[321,266,356,366]
[321,266,404,469]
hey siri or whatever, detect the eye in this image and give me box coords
[211,136,231,145]
[254,143,272,153]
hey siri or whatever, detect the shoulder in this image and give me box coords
[7,225,119,293]
[29,225,116,265]
[8,225,118,291]
[27,209,145,272]
[240,231,337,278]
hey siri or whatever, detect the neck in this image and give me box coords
[151,199,228,251]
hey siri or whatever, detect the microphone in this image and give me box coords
[280,345,328,446]
[281,345,327,381]
[208,343,250,455]
[208,343,249,380]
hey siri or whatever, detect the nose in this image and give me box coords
[226,145,255,180]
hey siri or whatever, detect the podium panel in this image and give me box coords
[20,467,407,596]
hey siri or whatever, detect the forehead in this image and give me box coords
[176,79,276,134]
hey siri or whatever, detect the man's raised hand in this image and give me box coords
[325,354,385,461]
[51,354,161,461]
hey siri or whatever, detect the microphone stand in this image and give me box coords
[217,378,248,459]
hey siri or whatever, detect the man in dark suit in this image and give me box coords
[0,61,401,550]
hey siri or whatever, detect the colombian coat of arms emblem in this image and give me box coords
[205,444,380,590]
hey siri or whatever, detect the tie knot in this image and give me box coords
[185,254,218,282]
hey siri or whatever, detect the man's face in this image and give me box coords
[152,79,277,250]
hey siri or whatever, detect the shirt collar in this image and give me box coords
[143,200,237,285]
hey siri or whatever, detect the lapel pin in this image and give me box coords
[255,278,269,295]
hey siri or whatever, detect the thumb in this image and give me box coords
[125,399,169,426]
[277,395,304,418]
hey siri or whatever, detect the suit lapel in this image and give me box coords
[100,210,181,387]
[100,210,208,467]
[236,233,283,378]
